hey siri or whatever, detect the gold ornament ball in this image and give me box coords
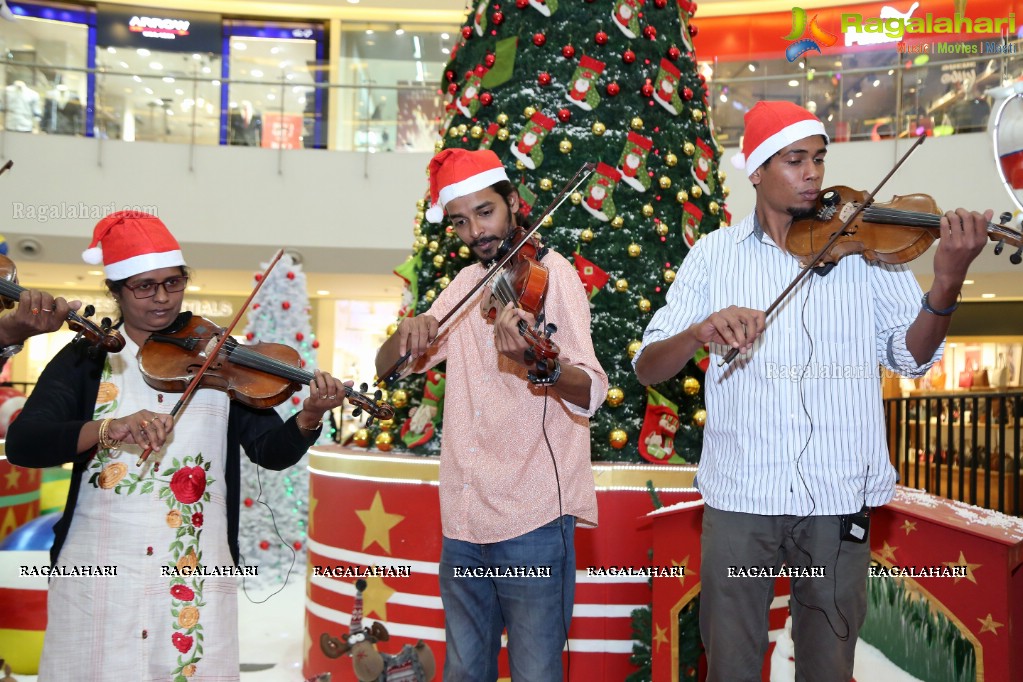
[497,113,509,126]
[378,418,394,431]
[656,223,670,237]
[524,105,537,119]
[717,170,727,183]
[353,428,370,448]
[690,185,703,199]
[515,159,527,171]
[609,429,628,449]
[434,140,445,152]
[630,117,644,130]
[497,128,510,142]
[638,298,652,313]
[722,185,730,198]
[692,109,704,122]
[642,204,655,218]
[391,389,409,408]
[539,178,553,191]
[607,387,625,407]
[439,276,451,289]
[615,278,629,292]
[456,123,468,135]
[416,199,426,211]
[415,210,425,222]
[611,216,624,229]
[386,322,399,336]
[592,121,607,136]
[580,228,595,243]
[682,376,701,395]
[458,245,471,259]
[470,125,483,139]
[659,176,672,190]
[428,240,439,252]
[692,409,707,427]
[447,127,459,138]
[708,201,720,215]
[432,254,445,269]
[665,152,678,167]
[664,269,676,283]
[676,189,689,204]
[628,243,642,257]
[683,142,696,156]
[425,289,437,302]
[559,139,573,154]
[542,215,554,227]
[570,191,583,205]
[375,432,394,451]
[627,339,642,359]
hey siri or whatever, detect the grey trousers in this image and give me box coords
[699,505,870,682]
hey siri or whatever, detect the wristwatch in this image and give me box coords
[528,359,562,386]
[0,344,23,358]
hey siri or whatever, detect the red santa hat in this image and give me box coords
[81,211,186,281]
[425,148,509,223]
[739,101,829,178]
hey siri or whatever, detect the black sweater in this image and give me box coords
[5,340,319,566]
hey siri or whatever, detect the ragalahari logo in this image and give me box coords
[784,7,839,61]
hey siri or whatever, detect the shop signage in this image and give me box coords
[97,3,221,54]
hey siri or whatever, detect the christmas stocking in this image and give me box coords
[617,131,653,192]
[691,137,716,195]
[400,370,446,448]
[639,387,681,463]
[652,58,684,116]
[478,122,500,150]
[510,111,556,170]
[564,55,605,112]
[393,253,422,318]
[455,73,483,118]
[517,182,537,218]
[573,251,610,299]
[528,0,558,17]
[677,0,696,53]
[580,162,621,222]
[693,344,711,372]
[681,201,704,248]
[611,0,644,39]
[473,0,489,36]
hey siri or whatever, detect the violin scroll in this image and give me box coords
[349,382,394,422]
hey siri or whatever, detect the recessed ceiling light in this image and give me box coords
[316,290,330,296]
[187,285,201,292]
[980,293,997,298]
[963,279,975,285]
[137,48,151,57]
[87,270,103,276]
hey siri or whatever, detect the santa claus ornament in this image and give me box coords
[510,110,557,169]
[652,58,685,115]
[691,137,716,194]
[455,72,484,118]
[580,162,623,222]
[529,0,557,17]
[564,55,606,111]
[616,131,654,192]
[611,0,645,39]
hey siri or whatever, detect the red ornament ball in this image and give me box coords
[516,0,528,7]
[244,497,254,508]
[641,82,654,98]
[538,72,552,86]
[474,64,487,77]
[595,30,608,45]
[254,273,263,282]
[484,53,496,68]
[606,81,620,96]
[286,271,295,280]
[480,92,493,106]
[312,340,320,349]
[688,23,699,38]
[668,46,681,61]
[697,73,706,85]
[654,0,667,6]
[293,541,303,551]
[447,82,458,96]
[533,32,546,47]
[259,540,270,551]
[292,396,301,405]
[252,303,260,310]
[461,26,473,39]
[445,70,455,82]
[282,301,291,310]
[246,332,255,341]
[492,10,504,25]
[643,25,657,40]
[623,49,636,64]
[682,86,694,101]
[557,108,571,123]
[296,332,304,342]
[562,44,576,59]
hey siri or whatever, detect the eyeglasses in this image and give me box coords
[123,276,188,299]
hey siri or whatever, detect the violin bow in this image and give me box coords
[720,135,926,366]
[378,162,596,387]
[136,248,285,465]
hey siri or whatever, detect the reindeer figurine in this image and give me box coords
[320,579,435,682]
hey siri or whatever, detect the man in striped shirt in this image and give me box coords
[634,101,990,681]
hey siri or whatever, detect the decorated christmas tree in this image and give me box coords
[237,252,329,587]
[371,0,729,464]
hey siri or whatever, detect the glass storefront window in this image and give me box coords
[0,1,90,136]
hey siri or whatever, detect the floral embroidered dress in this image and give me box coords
[39,335,238,682]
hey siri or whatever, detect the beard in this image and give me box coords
[476,216,517,266]
[787,205,817,221]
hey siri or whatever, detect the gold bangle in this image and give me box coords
[98,418,121,450]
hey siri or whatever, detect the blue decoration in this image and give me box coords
[0,512,59,551]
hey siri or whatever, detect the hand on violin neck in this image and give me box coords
[931,207,992,292]
[0,291,80,346]
[300,370,350,426]
[493,301,537,367]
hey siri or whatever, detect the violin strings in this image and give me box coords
[862,208,1023,246]
[219,338,312,384]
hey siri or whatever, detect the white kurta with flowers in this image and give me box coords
[39,335,238,682]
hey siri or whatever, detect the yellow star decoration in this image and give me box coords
[308,492,319,536]
[674,555,692,588]
[361,575,397,620]
[653,623,669,653]
[977,613,1004,635]
[900,520,917,535]
[945,551,981,585]
[877,541,898,563]
[356,491,405,554]
[4,466,20,489]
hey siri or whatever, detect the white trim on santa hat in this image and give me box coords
[745,118,828,178]
[426,166,509,223]
[104,250,185,282]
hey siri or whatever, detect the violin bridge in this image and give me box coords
[201,335,219,359]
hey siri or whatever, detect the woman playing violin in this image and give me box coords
[375,149,606,680]
[6,211,347,681]
[634,101,990,682]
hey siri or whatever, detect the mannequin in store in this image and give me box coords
[43,84,84,135]
[3,80,42,132]
[229,99,262,146]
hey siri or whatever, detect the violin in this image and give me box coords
[137,312,394,420]
[0,254,125,353]
[786,185,1023,268]
[485,227,560,378]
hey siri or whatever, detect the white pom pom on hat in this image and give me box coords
[82,210,186,281]
[741,101,828,178]
[425,148,509,223]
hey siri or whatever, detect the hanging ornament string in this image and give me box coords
[136,248,286,465]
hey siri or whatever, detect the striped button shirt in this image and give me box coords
[636,211,941,516]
